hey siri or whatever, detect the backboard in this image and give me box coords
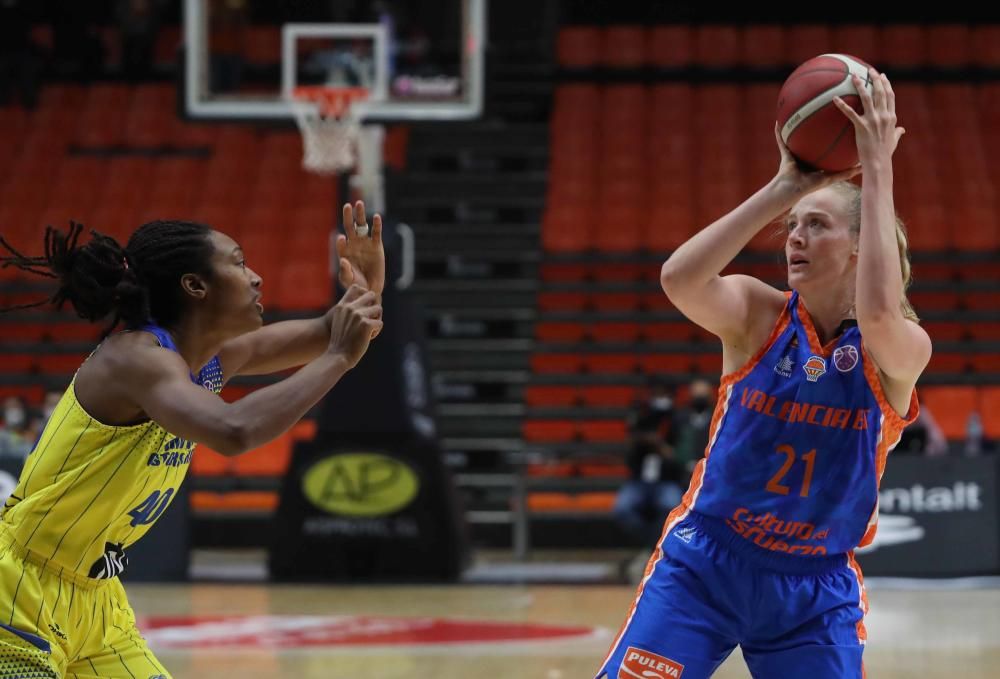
[182,0,485,123]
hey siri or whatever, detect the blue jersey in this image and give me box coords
[671,292,917,558]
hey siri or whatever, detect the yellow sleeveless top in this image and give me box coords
[0,326,222,580]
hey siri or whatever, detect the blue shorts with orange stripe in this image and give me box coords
[596,512,867,679]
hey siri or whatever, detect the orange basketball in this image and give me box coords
[776,54,874,172]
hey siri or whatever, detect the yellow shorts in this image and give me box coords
[0,527,170,679]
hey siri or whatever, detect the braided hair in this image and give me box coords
[1,220,216,333]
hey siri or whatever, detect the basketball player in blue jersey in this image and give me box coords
[598,69,930,679]
[0,202,384,677]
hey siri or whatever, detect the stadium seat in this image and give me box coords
[522,420,576,442]
[535,322,587,342]
[579,386,637,407]
[980,387,1000,439]
[648,26,692,68]
[557,27,601,67]
[830,25,880,66]
[695,26,741,68]
[602,26,647,67]
[524,386,578,407]
[741,25,785,67]
[880,25,926,67]
[785,25,833,64]
[920,386,978,439]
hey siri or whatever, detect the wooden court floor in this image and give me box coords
[126,582,1000,678]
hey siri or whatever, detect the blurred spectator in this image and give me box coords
[613,378,684,546]
[668,377,716,474]
[116,0,165,81]
[897,401,949,456]
[0,396,36,461]
[0,0,40,108]
[965,411,989,456]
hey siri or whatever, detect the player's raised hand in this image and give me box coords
[336,200,385,296]
[773,122,862,197]
[327,284,383,367]
[832,68,905,167]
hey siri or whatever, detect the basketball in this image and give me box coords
[776,54,874,172]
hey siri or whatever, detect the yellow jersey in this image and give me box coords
[0,324,222,580]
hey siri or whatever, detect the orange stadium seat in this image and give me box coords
[925,353,968,373]
[522,420,576,442]
[534,322,587,342]
[191,446,231,476]
[920,386,978,439]
[972,25,1000,67]
[530,353,584,374]
[578,419,628,442]
[590,322,642,342]
[602,26,647,67]
[880,25,926,67]
[980,387,1000,439]
[190,491,279,513]
[539,263,590,282]
[741,25,785,67]
[579,385,637,407]
[644,322,695,342]
[582,353,637,374]
[831,25,880,66]
[232,433,293,477]
[557,27,601,67]
[695,26,741,68]
[927,25,971,68]
[785,25,833,65]
[537,292,587,312]
[648,26,692,68]
[524,386,578,407]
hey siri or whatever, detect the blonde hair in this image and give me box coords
[826,181,919,323]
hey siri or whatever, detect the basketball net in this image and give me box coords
[289,86,369,176]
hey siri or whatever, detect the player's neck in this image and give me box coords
[798,289,855,345]
[161,315,225,375]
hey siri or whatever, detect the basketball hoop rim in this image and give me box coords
[290,85,370,119]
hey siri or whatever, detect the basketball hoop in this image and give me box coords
[289,86,369,175]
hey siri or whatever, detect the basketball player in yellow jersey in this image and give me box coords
[0,202,384,678]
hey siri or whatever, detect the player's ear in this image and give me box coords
[181,273,208,300]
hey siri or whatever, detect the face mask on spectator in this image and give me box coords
[651,396,673,412]
[4,407,26,429]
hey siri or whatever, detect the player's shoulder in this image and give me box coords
[88,330,189,381]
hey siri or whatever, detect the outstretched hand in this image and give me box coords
[832,67,905,167]
[336,200,385,296]
[773,122,862,197]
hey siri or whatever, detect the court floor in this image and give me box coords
[127,580,1000,678]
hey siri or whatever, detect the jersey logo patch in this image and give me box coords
[619,646,684,679]
[88,542,129,579]
[774,355,794,378]
[802,355,827,382]
[673,526,696,543]
[834,345,859,373]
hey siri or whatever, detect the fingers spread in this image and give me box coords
[342,203,354,239]
[338,256,354,280]
[354,200,367,228]
[833,96,863,126]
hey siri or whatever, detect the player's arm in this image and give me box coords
[219,201,386,378]
[218,311,333,378]
[661,126,860,350]
[835,70,931,384]
[122,286,382,456]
